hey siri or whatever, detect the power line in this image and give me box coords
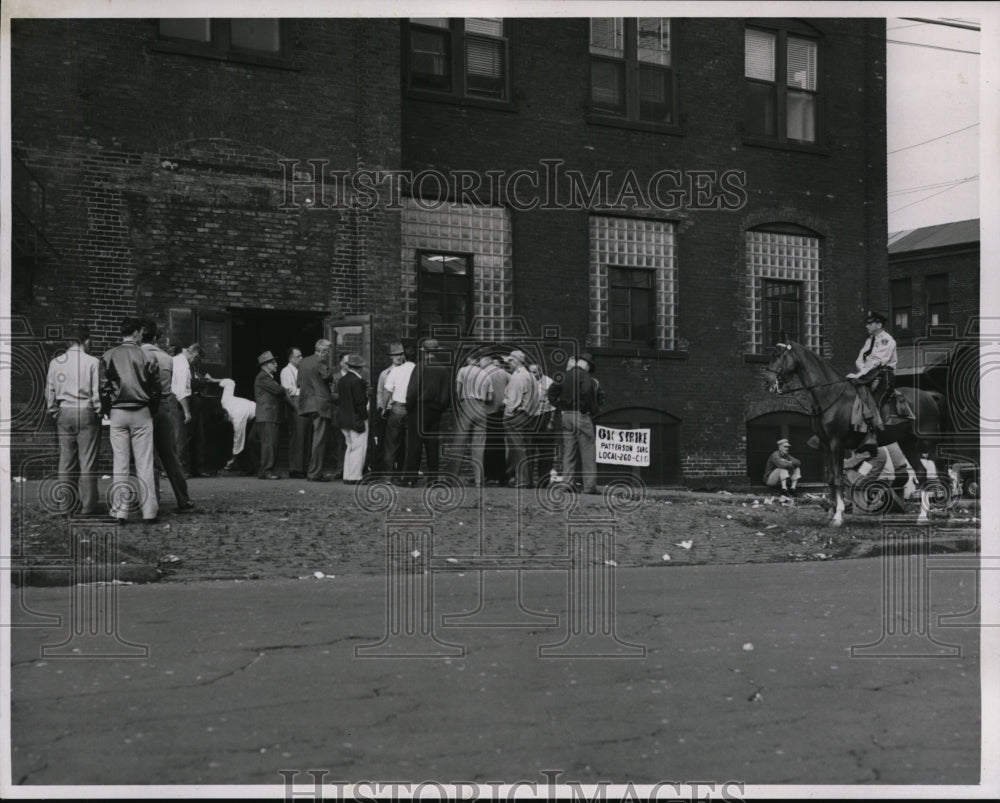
[888,177,978,215]
[899,17,981,31]
[888,123,979,155]
[889,175,980,197]
[886,39,980,55]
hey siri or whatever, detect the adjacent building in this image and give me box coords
[10,16,889,485]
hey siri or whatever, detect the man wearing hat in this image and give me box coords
[762,438,801,497]
[382,341,415,479]
[254,350,285,479]
[401,338,452,486]
[846,310,898,458]
[298,339,335,481]
[502,349,539,488]
[335,353,369,483]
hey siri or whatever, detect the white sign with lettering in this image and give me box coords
[596,426,651,466]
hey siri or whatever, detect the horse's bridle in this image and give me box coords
[769,343,850,415]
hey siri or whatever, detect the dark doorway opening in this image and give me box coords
[229,309,326,399]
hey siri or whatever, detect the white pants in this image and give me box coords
[341,424,368,481]
[766,467,801,488]
[109,407,158,520]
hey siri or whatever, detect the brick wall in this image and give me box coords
[401,17,888,483]
[889,246,980,343]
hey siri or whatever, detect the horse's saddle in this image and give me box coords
[879,390,915,425]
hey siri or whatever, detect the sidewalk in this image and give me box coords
[7,557,982,790]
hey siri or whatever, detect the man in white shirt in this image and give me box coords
[502,349,539,488]
[381,342,415,479]
[280,346,311,478]
[171,343,202,476]
[45,325,102,515]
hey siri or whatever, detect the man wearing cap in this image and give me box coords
[401,338,452,486]
[548,352,600,494]
[336,354,369,483]
[763,438,801,497]
[502,349,539,488]
[382,342,416,480]
[298,338,334,481]
[846,310,898,458]
[254,350,285,480]
[45,324,103,516]
[281,346,311,478]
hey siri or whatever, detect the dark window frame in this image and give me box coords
[416,250,474,338]
[608,265,656,347]
[587,17,680,133]
[925,273,950,327]
[404,18,513,108]
[151,18,297,70]
[762,278,804,347]
[744,22,822,148]
[890,277,913,334]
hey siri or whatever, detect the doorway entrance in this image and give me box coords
[229,309,327,399]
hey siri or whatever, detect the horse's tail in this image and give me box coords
[927,390,950,435]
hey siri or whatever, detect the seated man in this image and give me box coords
[762,438,801,497]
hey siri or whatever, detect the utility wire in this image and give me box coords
[888,123,979,155]
[889,175,980,197]
[886,39,980,55]
[899,17,981,31]
[888,177,978,215]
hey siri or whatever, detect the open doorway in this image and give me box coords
[229,309,326,399]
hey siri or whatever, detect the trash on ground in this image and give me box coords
[676,540,693,550]
[662,553,671,561]
[742,642,754,651]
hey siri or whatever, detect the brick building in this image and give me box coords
[9,16,888,486]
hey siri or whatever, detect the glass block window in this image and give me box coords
[590,216,677,350]
[401,200,512,341]
[746,229,822,353]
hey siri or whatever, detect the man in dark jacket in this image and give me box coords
[548,353,600,494]
[335,353,369,484]
[297,339,334,482]
[100,316,162,522]
[254,350,285,480]
[401,338,452,486]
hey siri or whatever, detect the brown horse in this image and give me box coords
[764,340,948,525]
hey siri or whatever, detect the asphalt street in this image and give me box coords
[7,555,983,793]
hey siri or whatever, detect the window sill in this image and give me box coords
[405,89,518,113]
[741,136,829,156]
[591,346,689,360]
[148,40,301,71]
[586,114,685,137]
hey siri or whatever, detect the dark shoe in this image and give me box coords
[142,517,159,525]
[258,473,281,480]
[332,471,344,480]
[108,515,127,525]
[307,475,331,483]
[343,479,360,485]
[177,501,195,513]
[288,470,306,479]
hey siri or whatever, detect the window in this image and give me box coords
[407,18,510,102]
[891,278,912,332]
[763,280,802,346]
[610,267,655,346]
[417,252,472,337]
[745,25,818,143]
[590,18,674,125]
[746,227,822,354]
[925,274,949,326]
[156,18,286,60]
[590,216,677,351]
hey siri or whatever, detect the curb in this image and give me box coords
[10,564,162,587]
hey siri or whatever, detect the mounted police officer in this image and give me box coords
[846,310,897,459]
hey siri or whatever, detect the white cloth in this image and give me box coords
[280,363,299,397]
[171,354,192,400]
[218,378,256,455]
[341,423,368,481]
[384,361,416,404]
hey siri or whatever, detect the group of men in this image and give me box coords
[45,317,201,523]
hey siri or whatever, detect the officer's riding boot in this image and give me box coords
[859,421,878,459]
